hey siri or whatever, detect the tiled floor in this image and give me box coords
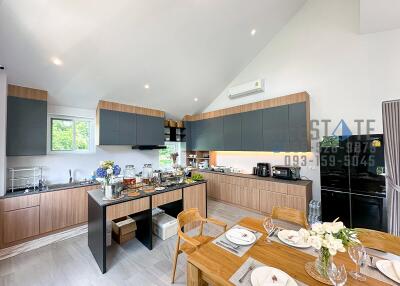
[0,199,264,286]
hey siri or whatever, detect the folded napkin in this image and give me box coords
[392,261,400,281]
[260,271,289,286]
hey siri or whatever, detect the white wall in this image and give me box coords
[6,105,159,187]
[0,70,7,196]
[204,0,400,200]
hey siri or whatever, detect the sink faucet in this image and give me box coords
[69,169,73,184]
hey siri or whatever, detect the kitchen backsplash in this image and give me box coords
[6,146,159,186]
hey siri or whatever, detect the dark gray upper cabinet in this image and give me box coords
[262,105,289,151]
[191,120,206,150]
[289,102,309,151]
[118,112,137,145]
[241,110,263,151]
[136,114,164,146]
[205,117,224,150]
[99,109,119,145]
[184,121,192,150]
[7,96,47,156]
[223,113,242,151]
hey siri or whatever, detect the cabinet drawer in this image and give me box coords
[287,184,307,197]
[3,206,40,244]
[270,182,287,194]
[106,198,150,221]
[287,195,307,213]
[1,194,40,212]
[152,189,182,208]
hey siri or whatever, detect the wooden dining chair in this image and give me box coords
[356,228,400,256]
[171,208,227,283]
[271,206,309,229]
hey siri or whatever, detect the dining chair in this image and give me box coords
[271,206,309,229]
[171,208,227,283]
[356,228,400,256]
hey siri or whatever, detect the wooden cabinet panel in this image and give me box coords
[71,187,88,225]
[152,189,182,208]
[287,184,307,197]
[106,197,150,221]
[270,182,287,194]
[39,192,53,234]
[3,207,40,243]
[256,180,270,190]
[260,190,287,214]
[239,187,260,210]
[2,194,40,211]
[183,183,207,231]
[287,195,307,213]
[52,189,74,230]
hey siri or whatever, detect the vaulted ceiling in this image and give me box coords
[0,0,305,118]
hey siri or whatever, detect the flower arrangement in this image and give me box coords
[300,219,360,277]
[96,160,121,185]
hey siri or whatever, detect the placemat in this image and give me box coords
[269,230,400,285]
[212,225,262,257]
[229,257,307,286]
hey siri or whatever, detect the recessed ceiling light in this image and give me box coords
[194,98,198,102]
[144,84,150,89]
[51,57,63,66]
[251,29,256,36]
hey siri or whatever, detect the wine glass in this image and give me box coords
[263,217,275,243]
[328,263,347,286]
[348,245,367,281]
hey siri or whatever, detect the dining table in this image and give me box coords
[187,217,393,286]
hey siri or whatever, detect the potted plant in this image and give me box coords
[96,160,121,199]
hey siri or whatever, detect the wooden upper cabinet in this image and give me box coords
[96,100,165,146]
[7,85,48,156]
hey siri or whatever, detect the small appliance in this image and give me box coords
[272,165,301,180]
[255,163,270,177]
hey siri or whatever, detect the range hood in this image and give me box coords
[132,145,166,150]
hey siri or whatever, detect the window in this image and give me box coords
[159,142,183,168]
[48,115,94,153]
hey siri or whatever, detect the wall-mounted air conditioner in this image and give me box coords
[228,79,265,99]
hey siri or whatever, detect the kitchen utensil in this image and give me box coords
[238,263,255,283]
[216,241,239,253]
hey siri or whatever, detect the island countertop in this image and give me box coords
[87,180,207,207]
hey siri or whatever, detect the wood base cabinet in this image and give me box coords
[183,183,207,231]
[3,207,40,244]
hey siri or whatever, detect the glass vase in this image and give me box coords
[315,247,332,278]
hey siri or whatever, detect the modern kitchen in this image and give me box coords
[1,1,400,286]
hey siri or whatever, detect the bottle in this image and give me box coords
[123,165,136,188]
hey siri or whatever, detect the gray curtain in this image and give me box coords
[382,100,400,236]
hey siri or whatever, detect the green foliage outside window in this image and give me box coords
[159,142,178,168]
[51,118,90,152]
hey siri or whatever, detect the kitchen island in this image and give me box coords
[87,181,207,274]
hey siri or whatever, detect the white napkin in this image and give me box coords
[285,230,300,244]
[261,271,289,286]
[392,261,400,281]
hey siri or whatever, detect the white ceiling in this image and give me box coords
[360,0,400,34]
[0,0,305,118]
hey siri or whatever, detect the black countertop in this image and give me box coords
[88,180,207,207]
[2,181,101,199]
[196,169,312,186]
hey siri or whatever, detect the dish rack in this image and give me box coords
[8,167,43,192]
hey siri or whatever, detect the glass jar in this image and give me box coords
[142,164,153,185]
[123,165,136,188]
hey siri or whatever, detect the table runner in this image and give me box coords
[229,257,307,286]
[212,225,262,257]
[269,231,399,285]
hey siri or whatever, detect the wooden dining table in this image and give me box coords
[187,217,391,286]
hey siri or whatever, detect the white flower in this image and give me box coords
[299,228,310,242]
[308,235,322,250]
[106,168,113,175]
[312,223,325,235]
[331,221,344,234]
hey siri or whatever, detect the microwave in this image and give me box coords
[272,166,301,180]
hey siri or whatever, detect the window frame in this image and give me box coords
[159,141,184,169]
[47,114,95,154]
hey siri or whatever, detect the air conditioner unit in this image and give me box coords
[228,79,265,99]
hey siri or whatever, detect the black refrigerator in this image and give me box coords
[320,134,387,231]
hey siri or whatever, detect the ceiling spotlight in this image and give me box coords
[51,57,63,66]
[194,98,198,102]
[251,29,256,36]
[144,84,150,89]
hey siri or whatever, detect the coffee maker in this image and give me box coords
[253,163,271,177]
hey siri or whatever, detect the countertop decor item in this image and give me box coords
[301,219,360,280]
[96,160,121,199]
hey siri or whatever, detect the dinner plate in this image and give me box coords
[155,187,165,191]
[225,228,256,246]
[376,260,400,284]
[277,229,311,248]
[251,266,297,286]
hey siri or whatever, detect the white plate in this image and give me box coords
[376,260,400,284]
[225,228,256,246]
[155,187,165,191]
[277,230,311,248]
[251,266,297,286]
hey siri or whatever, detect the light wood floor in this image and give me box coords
[0,199,264,286]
